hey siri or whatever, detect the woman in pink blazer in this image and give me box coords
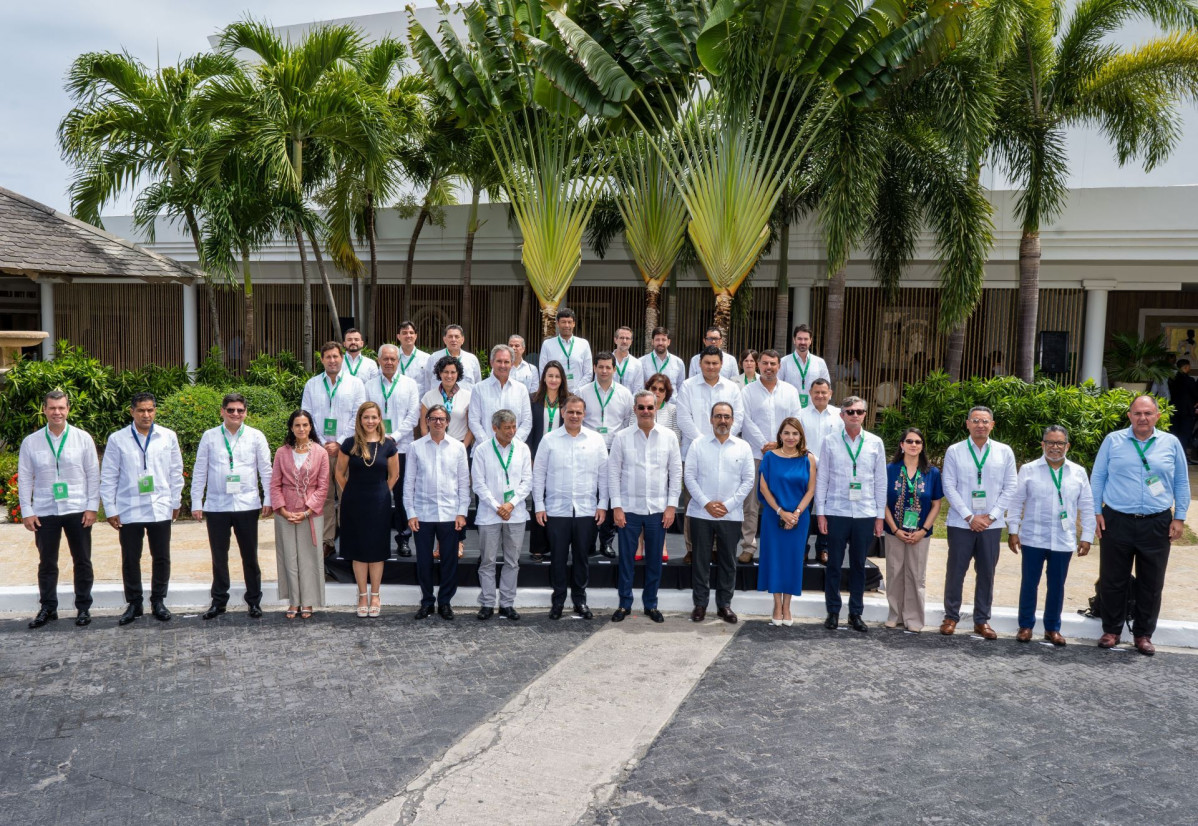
[270,410,330,618]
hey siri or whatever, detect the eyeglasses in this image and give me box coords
[843,409,865,416]
[635,405,656,411]
[968,418,992,425]
[902,439,923,445]
[427,416,448,424]
[1043,440,1068,447]
[712,414,734,421]
[225,408,246,415]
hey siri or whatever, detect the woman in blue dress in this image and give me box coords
[757,416,817,626]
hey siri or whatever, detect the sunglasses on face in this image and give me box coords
[843,409,865,416]
[635,405,656,411]
[903,439,923,445]
[225,408,246,415]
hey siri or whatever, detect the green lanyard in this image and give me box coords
[743,374,755,385]
[1132,436,1155,473]
[345,355,362,376]
[841,432,863,477]
[967,441,990,487]
[901,465,921,501]
[558,335,575,364]
[221,426,243,471]
[378,375,396,414]
[593,382,614,423]
[615,355,630,380]
[651,353,669,373]
[399,350,417,376]
[492,438,514,487]
[45,425,69,477]
[1047,463,1065,507]
[546,399,559,430]
[323,374,341,403]
[792,352,810,389]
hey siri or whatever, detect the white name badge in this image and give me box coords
[848,482,863,501]
[225,474,243,494]
[1146,474,1165,497]
[971,490,988,513]
[1059,510,1073,534]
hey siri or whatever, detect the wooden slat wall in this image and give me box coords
[1106,290,1198,344]
[55,282,184,370]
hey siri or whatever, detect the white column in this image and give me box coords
[182,283,199,377]
[790,284,812,330]
[39,281,55,361]
[1081,280,1116,385]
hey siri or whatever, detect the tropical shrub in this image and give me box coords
[0,451,19,521]
[0,342,124,448]
[194,346,233,389]
[876,373,1170,470]
[229,384,287,418]
[244,351,307,408]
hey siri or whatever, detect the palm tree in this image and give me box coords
[57,50,237,360]
[456,127,505,326]
[199,19,390,369]
[976,0,1198,381]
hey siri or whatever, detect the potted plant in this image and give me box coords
[1104,333,1176,392]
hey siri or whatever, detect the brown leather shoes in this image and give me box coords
[973,623,998,640]
[717,606,738,624]
[1134,636,1156,656]
[1097,633,1120,649]
[1044,631,1066,646]
[683,552,693,565]
[737,551,754,564]
[939,618,957,635]
[1015,627,1033,642]
[690,606,706,622]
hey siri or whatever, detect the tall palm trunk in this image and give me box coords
[773,219,791,350]
[461,182,480,329]
[183,206,223,361]
[1016,231,1040,382]
[824,266,847,374]
[294,225,314,372]
[713,292,733,342]
[540,301,559,340]
[240,242,255,364]
[307,228,342,341]
[666,273,678,333]
[402,181,437,320]
[364,191,378,342]
[944,323,965,381]
[644,280,661,351]
[518,281,531,342]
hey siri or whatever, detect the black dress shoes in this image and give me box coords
[118,603,144,626]
[398,537,412,557]
[548,605,564,620]
[573,604,593,620]
[824,612,839,630]
[477,606,494,621]
[848,614,869,632]
[75,609,91,627]
[599,543,617,558]
[202,603,226,620]
[611,607,629,623]
[415,605,433,620]
[646,609,665,624]
[716,606,738,624]
[28,607,57,629]
[150,600,172,622]
[498,607,521,621]
[690,606,706,622]
[438,604,455,620]
[247,603,263,619]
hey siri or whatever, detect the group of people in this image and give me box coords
[17,313,1189,655]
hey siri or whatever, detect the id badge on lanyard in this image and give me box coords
[902,509,920,530]
[971,490,987,513]
[848,482,863,501]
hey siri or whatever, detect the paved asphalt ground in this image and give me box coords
[4,612,1198,825]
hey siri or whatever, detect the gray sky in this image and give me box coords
[2,3,1196,219]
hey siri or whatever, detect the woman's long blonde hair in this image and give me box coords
[352,401,386,457]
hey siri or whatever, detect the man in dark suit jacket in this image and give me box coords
[1168,360,1197,461]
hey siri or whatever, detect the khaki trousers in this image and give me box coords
[883,533,930,631]
[739,459,761,555]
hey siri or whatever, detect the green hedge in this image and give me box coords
[876,373,1171,470]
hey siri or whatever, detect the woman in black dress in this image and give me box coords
[335,402,399,618]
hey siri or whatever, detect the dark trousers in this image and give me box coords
[825,516,873,615]
[1018,546,1072,632]
[808,518,828,560]
[205,510,262,606]
[689,517,739,609]
[1099,507,1171,638]
[598,509,617,551]
[546,515,596,608]
[35,513,93,611]
[391,454,409,546]
[1171,415,1195,453]
[414,520,460,608]
[529,517,549,556]
[617,512,666,610]
[120,520,172,604]
[943,526,1002,623]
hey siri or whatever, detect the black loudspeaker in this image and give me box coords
[1038,331,1069,374]
[339,316,357,335]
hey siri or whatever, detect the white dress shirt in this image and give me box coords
[100,424,184,523]
[538,335,594,384]
[741,379,803,460]
[942,438,1019,529]
[688,351,738,380]
[468,376,533,445]
[613,353,645,394]
[364,373,422,452]
[397,346,431,396]
[675,374,745,459]
[191,424,273,511]
[421,386,473,442]
[17,424,100,517]
[814,429,886,519]
[778,351,831,406]
[426,348,483,388]
[403,433,470,522]
[301,372,366,443]
[532,427,610,516]
[608,424,682,514]
[576,380,634,448]
[511,359,540,395]
[340,352,379,384]
[472,437,533,525]
[798,403,843,461]
[640,350,687,390]
[683,434,755,521]
[1006,456,1097,553]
